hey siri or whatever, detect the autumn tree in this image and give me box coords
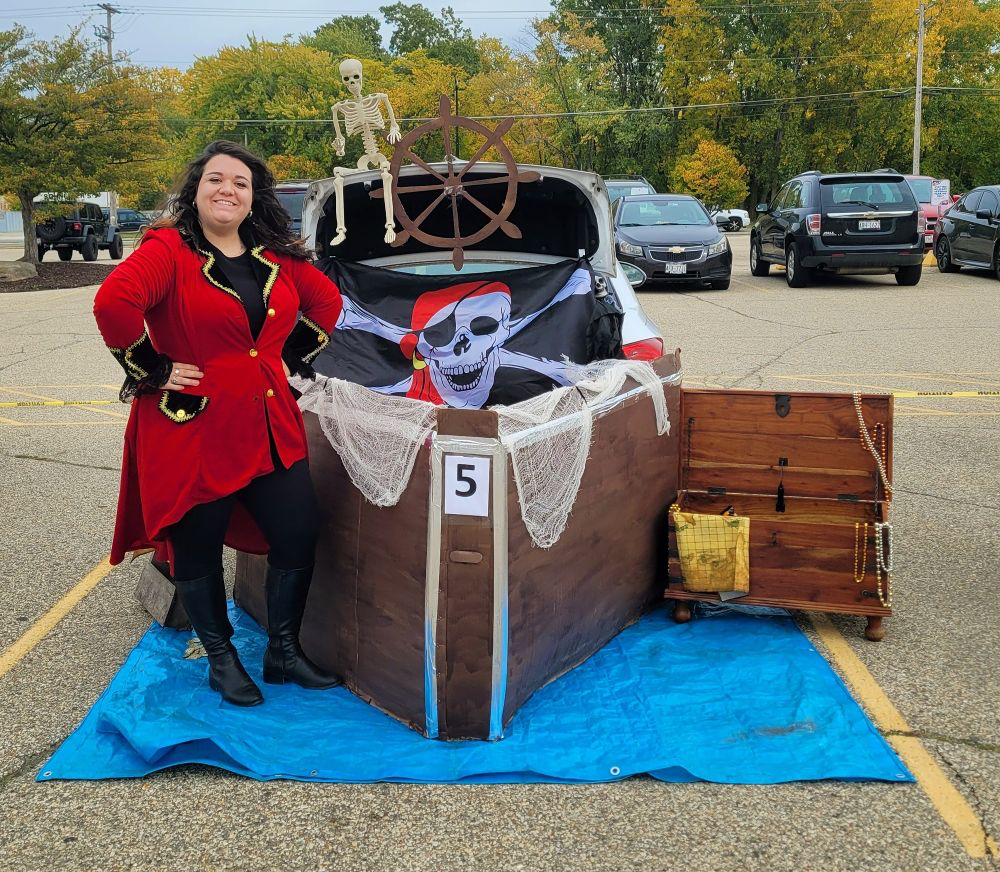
[670,139,748,208]
[0,26,166,263]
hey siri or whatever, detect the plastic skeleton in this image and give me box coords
[336,269,594,409]
[331,58,401,245]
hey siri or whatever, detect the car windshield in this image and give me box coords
[619,199,710,226]
[277,191,305,220]
[822,179,916,209]
[907,179,933,203]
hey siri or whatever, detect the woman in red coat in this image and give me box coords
[94,140,343,707]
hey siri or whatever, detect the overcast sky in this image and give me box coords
[3,2,549,70]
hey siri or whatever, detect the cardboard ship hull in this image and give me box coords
[235,352,682,739]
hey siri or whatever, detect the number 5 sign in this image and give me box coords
[443,455,491,517]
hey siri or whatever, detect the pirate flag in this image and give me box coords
[313,257,622,409]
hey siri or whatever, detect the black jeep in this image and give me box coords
[750,170,925,286]
[36,201,124,262]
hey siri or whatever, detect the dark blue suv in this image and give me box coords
[750,170,925,286]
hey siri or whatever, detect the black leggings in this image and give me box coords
[169,458,320,582]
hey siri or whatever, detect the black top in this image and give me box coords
[216,249,265,338]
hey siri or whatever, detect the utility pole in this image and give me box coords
[912,0,926,174]
[96,4,120,230]
[95,4,119,67]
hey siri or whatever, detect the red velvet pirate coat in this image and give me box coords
[93,227,342,567]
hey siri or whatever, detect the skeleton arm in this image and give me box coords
[378,93,401,143]
[336,295,408,345]
[507,268,593,338]
[331,102,346,156]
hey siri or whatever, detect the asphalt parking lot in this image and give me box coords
[1,230,998,871]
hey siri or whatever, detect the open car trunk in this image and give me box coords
[304,163,613,275]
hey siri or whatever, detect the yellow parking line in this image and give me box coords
[0,387,125,419]
[0,557,113,680]
[809,614,999,860]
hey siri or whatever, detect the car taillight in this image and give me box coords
[806,214,821,236]
[72,222,81,231]
[622,337,664,361]
[917,212,926,235]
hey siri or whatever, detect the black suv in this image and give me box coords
[36,201,124,261]
[934,185,1000,280]
[750,170,925,286]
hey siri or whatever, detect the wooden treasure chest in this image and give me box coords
[665,388,894,641]
[236,352,682,740]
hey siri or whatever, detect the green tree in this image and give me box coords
[380,3,480,73]
[302,15,386,62]
[0,25,166,263]
[670,139,748,208]
[180,39,342,174]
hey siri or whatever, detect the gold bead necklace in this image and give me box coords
[852,521,868,583]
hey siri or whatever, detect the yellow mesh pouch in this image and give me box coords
[670,505,750,593]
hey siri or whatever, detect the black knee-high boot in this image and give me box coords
[262,564,341,689]
[173,570,264,707]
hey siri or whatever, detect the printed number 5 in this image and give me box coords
[456,464,477,497]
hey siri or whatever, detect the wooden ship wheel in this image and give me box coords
[372,95,540,269]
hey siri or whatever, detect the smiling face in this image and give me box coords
[194,154,253,236]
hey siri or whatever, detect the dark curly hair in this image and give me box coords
[150,140,310,260]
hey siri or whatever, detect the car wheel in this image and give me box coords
[994,245,1000,282]
[731,218,742,231]
[895,264,922,286]
[936,238,959,273]
[750,236,770,276]
[81,234,99,261]
[785,243,811,287]
[109,233,124,260]
[710,279,731,290]
[37,245,46,261]
[57,248,73,261]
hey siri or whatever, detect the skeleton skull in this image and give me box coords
[416,290,511,409]
[339,58,363,98]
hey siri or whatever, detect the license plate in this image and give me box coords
[664,263,687,275]
[858,220,881,230]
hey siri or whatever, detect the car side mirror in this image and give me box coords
[975,209,995,221]
[715,215,728,226]
[756,202,769,213]
[621,262,646,288]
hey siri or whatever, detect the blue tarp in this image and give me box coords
[39,604,912,784]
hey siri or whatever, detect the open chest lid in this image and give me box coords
[679,389,893,505]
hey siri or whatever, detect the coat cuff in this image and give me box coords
[108,331,172,401]
[281,316,330,380]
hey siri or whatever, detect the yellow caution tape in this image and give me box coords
[892,390,1000,398]
[0,399,116,408]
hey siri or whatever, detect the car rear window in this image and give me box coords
[821,178,917,208]
[619,199,710,226]
[906,179,933,203]
[277,191,305,220]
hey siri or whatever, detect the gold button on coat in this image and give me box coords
[176,409,187,420]
[265,388,275,398]
[249,348,258,358]
[267,308,276,318]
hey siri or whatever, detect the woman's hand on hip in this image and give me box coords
[282,360,291,378]
[164,362,204,391]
